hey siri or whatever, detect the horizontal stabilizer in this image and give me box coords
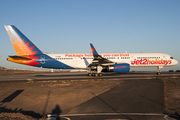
[8,55,32,60]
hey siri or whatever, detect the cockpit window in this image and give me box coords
[170,57,174,59]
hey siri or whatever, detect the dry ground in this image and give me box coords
[159,77,180,114]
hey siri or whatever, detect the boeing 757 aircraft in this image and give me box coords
[5,25,178,76]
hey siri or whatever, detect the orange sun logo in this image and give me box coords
[10,38,40,66]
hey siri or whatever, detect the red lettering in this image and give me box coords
[142,59,147,64]
[168,60,172,64]
[120,54,129,57]
[131,58,172,65]
[115,66,127,69]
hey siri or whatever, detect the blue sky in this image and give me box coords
[0,0,180,71]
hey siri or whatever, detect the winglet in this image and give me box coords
[90,43,99,57]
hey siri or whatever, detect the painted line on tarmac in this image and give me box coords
[112,77,153,80]
[36,77,153,83]
[60,116,71,120]
[60,113,165,117]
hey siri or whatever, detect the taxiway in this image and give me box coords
[0,71,180,82]
[0,72,179,120]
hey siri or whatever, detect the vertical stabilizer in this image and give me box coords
[4,25,43,56]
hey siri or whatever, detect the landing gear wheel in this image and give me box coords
[157,72,161,75]
[99,73,102,76]
[88,73,103,77]
[95,73,98,77]
[88,73,92,76]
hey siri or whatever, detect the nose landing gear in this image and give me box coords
[157,66,163,75]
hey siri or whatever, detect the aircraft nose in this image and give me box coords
[174,59,178,65]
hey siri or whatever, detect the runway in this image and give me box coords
[0,72,179,120]
[0,71,180,82]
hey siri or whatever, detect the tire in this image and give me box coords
[157,72,161,75]
[99,73,102,76]
[88,73,92,76]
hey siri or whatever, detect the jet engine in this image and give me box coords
[107,63,130,73]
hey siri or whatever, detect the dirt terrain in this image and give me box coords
[159,77,180,115]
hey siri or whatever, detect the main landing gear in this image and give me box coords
[88,65,103,77]
[157,72,161,75]
[88,72,102,77]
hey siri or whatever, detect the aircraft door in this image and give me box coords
[131,56,134,65]
[73,57,77,63]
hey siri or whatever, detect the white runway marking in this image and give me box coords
[60,112,165,117]
[61,116,71,120]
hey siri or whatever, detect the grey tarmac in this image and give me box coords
[0,72,179,120]
[0,71,180,82]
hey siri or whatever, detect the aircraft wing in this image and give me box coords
[89,43,114,67]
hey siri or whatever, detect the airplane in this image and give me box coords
[4,25,178,76]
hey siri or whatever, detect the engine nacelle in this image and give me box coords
[108,63,130,73]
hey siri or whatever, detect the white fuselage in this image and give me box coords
[46,53,178,69]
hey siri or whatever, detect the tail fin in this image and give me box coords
[4,25,43,56]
